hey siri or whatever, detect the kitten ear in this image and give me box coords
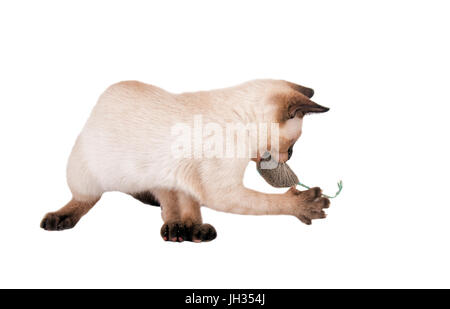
[273,90,329,121]
[287,82,315,98]
[287,98,329,118]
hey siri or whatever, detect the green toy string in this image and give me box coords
[297,180,343,199]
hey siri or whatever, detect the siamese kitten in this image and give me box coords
[41,79,330,242]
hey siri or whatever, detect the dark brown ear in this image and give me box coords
[287,98,329,118]
[287,82,315,98]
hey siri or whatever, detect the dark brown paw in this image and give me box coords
[287,186,331,225]
[40,212,78,231]
[192,224,217,242]
[160,222,187,242]
[298,187,330,225]
[160,222,217,243]
[297,196,330,225]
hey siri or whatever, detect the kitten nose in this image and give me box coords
[288,145,293,160]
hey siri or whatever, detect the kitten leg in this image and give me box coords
[152,189,183,242]
[156,189,216,242]
[40,196,100,231]
[203,185,330,225]
[131,190,160,206]
[177,191,216,243]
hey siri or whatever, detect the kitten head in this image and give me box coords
[257,80,329,164]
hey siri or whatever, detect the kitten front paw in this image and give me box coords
[160,222,187,242]
[40,212,78,231]
[192,224,217,243]
[286,187,330,225]
[160,222,217,242]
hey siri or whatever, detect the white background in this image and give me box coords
[1,0,449,288]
